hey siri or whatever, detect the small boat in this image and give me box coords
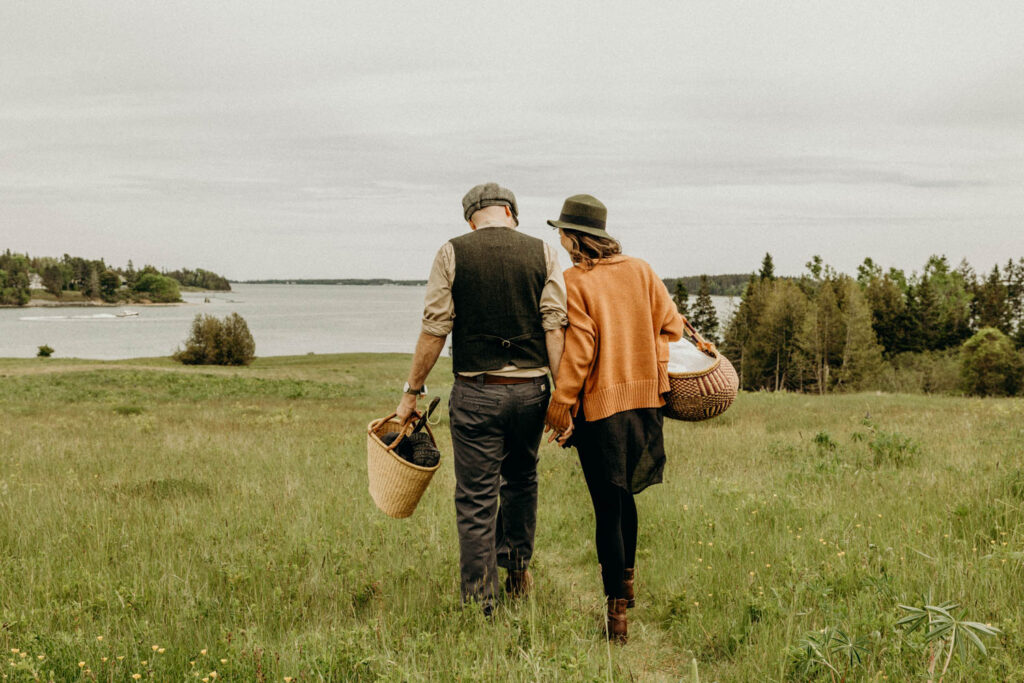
[116,310,140,318]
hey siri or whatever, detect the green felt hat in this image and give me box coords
[547,194,612,239]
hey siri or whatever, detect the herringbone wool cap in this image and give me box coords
[462,182,518,223]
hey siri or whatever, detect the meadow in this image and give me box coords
[0,354,1022,681]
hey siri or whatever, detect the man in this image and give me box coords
[395,182,567,613]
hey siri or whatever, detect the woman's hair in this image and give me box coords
[561,229,621,270]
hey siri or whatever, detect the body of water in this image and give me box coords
[0,284,735,360]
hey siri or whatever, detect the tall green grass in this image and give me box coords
[0,355,1021,681]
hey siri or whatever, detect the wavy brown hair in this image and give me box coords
[561,229,622,271]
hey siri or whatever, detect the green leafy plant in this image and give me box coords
[36,344,54,358]
[813,431,838,452]
[896,599,1001,682]
[789,626,869,682]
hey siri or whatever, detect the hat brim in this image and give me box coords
[547,219,613,240]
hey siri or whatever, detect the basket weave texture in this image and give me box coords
[366,414,440,519]
[665,353,739,421]
[663,316,739,422]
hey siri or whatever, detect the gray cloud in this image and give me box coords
[1,1,1023,281]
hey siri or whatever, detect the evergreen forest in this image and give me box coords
[709,253,1024,397]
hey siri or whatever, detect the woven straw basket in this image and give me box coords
[664,318,739,422]
[366,412,440,519]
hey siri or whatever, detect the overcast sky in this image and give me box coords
[2,1,1023,280]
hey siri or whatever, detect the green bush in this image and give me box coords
[132,272,181,303]
[878,349,961,394]
[960,327,1023,397]
[36,345,54,358]
[173,313,255,366]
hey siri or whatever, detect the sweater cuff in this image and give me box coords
[545,401,574,432]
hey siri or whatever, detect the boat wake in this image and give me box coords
[19,313,120,321]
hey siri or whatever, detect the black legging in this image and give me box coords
[580,461,638,598]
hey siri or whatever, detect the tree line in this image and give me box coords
[710,253,1024,396]
[0,250,230,306]
[663,273,751,297]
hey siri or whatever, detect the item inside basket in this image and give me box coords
[667,337,717,374]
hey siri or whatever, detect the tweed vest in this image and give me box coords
[449,227,548,373]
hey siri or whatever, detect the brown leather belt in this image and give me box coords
[456,374,544,385]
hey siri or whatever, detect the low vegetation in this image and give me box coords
[0,354,1021,680]
[173,313,256,366]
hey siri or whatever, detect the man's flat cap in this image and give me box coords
[462,182,518,224]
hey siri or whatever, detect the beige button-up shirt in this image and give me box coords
[422,224,569,377]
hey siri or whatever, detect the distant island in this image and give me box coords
[1,249,231,307]
[238,278,427,286]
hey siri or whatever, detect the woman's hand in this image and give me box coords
[555,423,574,446]
[544,422,574,446]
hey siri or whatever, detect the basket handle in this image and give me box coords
[370,411,421,452]
[679,314,717,357]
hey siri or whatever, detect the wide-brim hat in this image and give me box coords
[462,182,518,225]
[547,194,612,239]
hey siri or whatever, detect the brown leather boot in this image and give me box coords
[606,597,628,643]
[505,569,533,599]
[623,568,635,608]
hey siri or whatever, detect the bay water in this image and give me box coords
[0,284,735,360]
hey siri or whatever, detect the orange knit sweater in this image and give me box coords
[545,255,684,431]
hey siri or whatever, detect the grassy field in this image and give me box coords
[0,354,1022,682]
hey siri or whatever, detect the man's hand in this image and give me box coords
[395,392,419,424]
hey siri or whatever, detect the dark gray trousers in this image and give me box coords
[449,376,548,604]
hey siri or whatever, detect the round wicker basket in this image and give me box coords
[664,319,739,422]
[366,412,440,519]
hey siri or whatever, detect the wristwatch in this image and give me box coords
[403,382,427,396]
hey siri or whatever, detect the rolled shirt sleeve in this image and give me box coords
[539,242,569,331]
[421,242,455,337]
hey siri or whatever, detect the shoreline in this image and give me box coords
[1,300,197,309]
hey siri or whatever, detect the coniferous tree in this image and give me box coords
[759,253,776,281]
[722,274,765,388]
[797,278,844,394]
[973,265,1012,333]
[86,267,102,299]
[690,275,720,346]
[755,279,808,391]
[834,277,883,390]
[41,265,64,297]
[673,281,690,318]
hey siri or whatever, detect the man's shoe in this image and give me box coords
[623,568,635,608]
[505,569,534,598]
[606,597,628,643]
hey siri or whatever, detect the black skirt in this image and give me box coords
[572,407,666,494]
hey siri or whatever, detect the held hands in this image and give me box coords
[544,421,574,447]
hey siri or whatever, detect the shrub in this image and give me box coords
[173,313,255,366]
[878,349,961,394]
[132,272,181,303]
[36,345,54,358]
[960,327,1023,396]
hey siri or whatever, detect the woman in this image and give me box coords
[544,194,683,644]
